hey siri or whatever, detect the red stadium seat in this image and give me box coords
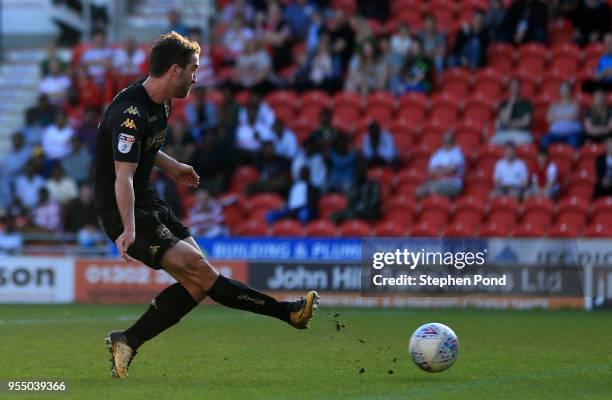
[300,90,331,120]
[564,169,596,200]
[475,144,503,170]
[454,195,486,216]
[265,90,297,121]
[396,167,427,188]
[397,92,428,126]
[464,94,494,125]
[452,209,484,225]
[408,144,433,171]
[395,8,424,29]
[583,222,612,237]
[367,167,395,191]
[365,91,395,125]
[548,222,580,238]
[289,116,318,144]
[410,220,442,237]
[318,193,348,219]
[430,3,455,30]
[374,219,407,237]
[384,208,414,227]
[548,17,573,45]
[332,0,357,14]
[487,210,518,230]
[417,210,449,228]
[591,196,612,221]
[579,143,605,163]
[478,221,512,237]
[270,219,303,237]
[464,183,491,198]
[557,196,589,217]
[440,68,472,98]
[444,221,478,237]
[522,196,554,215]
[332,113,356,134]
[338,220,372,237]
[555,211,587,231]
[304,219,338,237]
[521,210,553,228]
[516,143,538,162]
[420,195,452,214]
[430,92,461,126]
[513,222,547,237]
[455,127,482,155]
[473,67,506,101]
[549,143,576,168]
[513,69,539,99]
[230,166,259,193]
[236,219,268,237]
[333,91,361,120]
[249,193,284,213]
[487,43,515,73]
[489,196,520,214]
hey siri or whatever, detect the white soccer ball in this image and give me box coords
[409,322,459,373]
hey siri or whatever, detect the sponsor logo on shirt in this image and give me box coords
[117,133,135,154]
[120,118,138,130]
[123,106,141,117]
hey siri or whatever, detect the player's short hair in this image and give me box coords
[149,31,200,77]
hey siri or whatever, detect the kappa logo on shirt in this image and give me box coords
[120,118,137,130]
[123,106,141,117]
[117,133,135,154]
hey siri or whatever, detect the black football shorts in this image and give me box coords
[98,199,191,269]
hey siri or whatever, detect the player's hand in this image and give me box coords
[171,163,200,188]
[115,229,136,262]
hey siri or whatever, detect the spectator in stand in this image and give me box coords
[417,14,446,73]
[248,141,291,196]
[416,132,465,199]
[220,0,256,25]
[583,33,612,92]
[46,164,78,205]
[362,121,397,167]
[189,28,217,88]
[573,0,611,45]
[32,187,61,233]
[501,0,548,44]
[292,137,327,190]
[238,93,276,129]
[326,10,356,72]
[60,136,92,184]
[284,0,314,39]
[167,9,190,37]
[267,166,319,225]
[540,82,583,150]
[62,184,98,234]
[185,86,218,139]
[327,133,359,192]
[594,137,612,198]
[448,10,490,70]
[164,118,196,164]
[39,58,71,105]
[492,77,533,145]
[525,149,560,199]
[331,164,381,224]
[305,33,343,93]
[392,38,433,95]
[81,29,114,85]
[75,107,99,154]
[190,126,236,195]
[258,1,293,72]
[306,10,324,55]
[74,66,103,109]
[222,16,255,62]
[485,0,507,42]
[14,162,46,209]
[0,216,23,255]
[42,111,73,160]
[40,40,67,77]
[22,109,45,147]
[345,41,388,95]
[389,23,413,76]
[219,85,241,131]
[236,106,275,154]
[271,119,298,160]
[30,95,57,127]
[308,108,338,152]
[234,39,274,93]
[584,90,612,143]
[0,133,31,207]
[186,190,230,237]
[491,142,529,198]
[112,37,147,78]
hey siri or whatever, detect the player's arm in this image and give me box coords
[111,104,145,261]
[114,161,137,261]
[155,150,200,188]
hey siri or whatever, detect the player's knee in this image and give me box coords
[184,253,218,290]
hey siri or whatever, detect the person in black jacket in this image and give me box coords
[448,10,490,70]
[594,137,612,198]
[501,0,548,44]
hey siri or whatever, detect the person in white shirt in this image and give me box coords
[235,106,275,152]
[362,121,397,166]
[112,37,146,77]
[291,137,327,190]
[416,132,465,198]
[81,29,114,84]
[42,111,73,160]
[492,142,529,198]
[14,162,46,209]
[238,93,276,129]
[32,187,61,232]
[45,164,78,205]
[267,166,318,225]
[186,190,229,237]
[271,119,297,160]
[39,59,71,105]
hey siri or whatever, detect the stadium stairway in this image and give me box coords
[0,49,45,156]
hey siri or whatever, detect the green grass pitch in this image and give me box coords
[1,304,611,399]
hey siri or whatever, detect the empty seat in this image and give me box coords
[338,220,372,237]
[444,221,478,237]
[249,193,284,213]
[410,220,442,236]
[397,92,428,126]
[548,222,580,238]
[304,219,338,237]
[440,68,471,98]
[478,221,512,237]
[318,193,348,219]
[487,43,515,72]
[230,166,259,193]
[513,222,547,237]
[420,195,452,214]
[236,219,268,236]
[270,219,303,237]
[374,219,407,237]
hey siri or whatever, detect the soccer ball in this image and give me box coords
[409,322,459,373]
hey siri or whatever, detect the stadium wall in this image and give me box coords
[1,238,612,310]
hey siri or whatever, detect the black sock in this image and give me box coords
[124,283,198,350]
[206,275,290,322]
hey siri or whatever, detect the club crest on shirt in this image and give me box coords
[117,133,135,154]
[123,106,141,117]
[120,118,137,130]
[157,224,173,240]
